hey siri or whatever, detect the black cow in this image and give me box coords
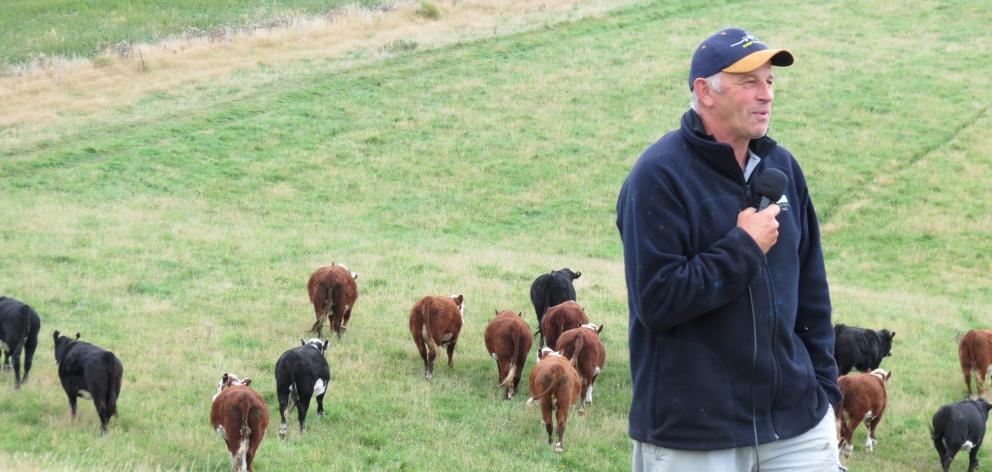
[833,324,895,376]
[932,398,992,472]
[0,297,41,388]
[529,268,581,349]
[275,338,331,439]
[53,331,124,434]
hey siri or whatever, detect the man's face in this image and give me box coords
[710,62,775,142]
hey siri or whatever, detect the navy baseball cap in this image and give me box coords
[689,28,794,90]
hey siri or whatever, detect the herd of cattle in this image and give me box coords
[0,266,990,471]
[833,324,992,471]
[0,265,599,470]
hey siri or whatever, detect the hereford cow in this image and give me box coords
[307,263,359,339]
[483,310,533,399]
[0,297,41,388]
[53,331,124,435]
[931,397,992,472]
[540,301,589,354]
[211,373,269,472]
[959,329,992,398]
[556,323,605,413]
[527,347,582,453]
[409,294,464,380]
[529,268,581,348]
[833,324,895,376]
[274,338,331,438]
[837,368,891,457]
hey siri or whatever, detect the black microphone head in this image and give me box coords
[754,168,788,202]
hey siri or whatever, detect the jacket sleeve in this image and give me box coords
[617,161,764,333]
[792,170,842,408]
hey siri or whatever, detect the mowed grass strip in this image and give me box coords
[0,0,990,470]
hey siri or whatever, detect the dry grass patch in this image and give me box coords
[0,0,638,151]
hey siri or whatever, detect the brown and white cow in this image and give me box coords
[307,263,359,339]
[556,323,605,413]
[211,373,269,472]
[540,301,589,354]
[484,310,533,400]
[527,347,582,453]
[837,368,891,457]
[959,329,992,398]
[409,294,464,380]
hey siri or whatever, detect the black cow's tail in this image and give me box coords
[23,305,40,349]
[103,352,120,417]
[535,276,553,344]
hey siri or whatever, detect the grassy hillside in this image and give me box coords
[1,0,990,470]
[0,0,391,66]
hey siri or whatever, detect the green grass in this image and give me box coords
[1,0,991,470]
[0,0,392,66]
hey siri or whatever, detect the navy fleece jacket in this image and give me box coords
[616,109,841,450]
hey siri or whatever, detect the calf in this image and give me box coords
[836,368,891,457]
[0,297,41,388]
[275,338,330,439]
[555,323,605,413]
[540,301,589,354]
[932,397,992,472]
[53,331,124,435]
[833,324,895,376]
[527,347,582,453]
[483,310,533,399]
[529,268,581,348]
[307,263,359,339]
[409,294,464,380]
[959,329,992,398]
[211,373,269,472]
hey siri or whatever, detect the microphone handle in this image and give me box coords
[758,196,772,210]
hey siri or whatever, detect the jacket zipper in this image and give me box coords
[746,178,782,441]
[764,260,781,440]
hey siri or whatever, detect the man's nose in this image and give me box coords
[757,81,773,101]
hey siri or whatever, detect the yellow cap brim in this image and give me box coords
[722,49,794,73]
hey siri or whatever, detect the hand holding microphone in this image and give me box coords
[738,169,788,254]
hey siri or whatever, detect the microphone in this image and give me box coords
[753,168,788,210]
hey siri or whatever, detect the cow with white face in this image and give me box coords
[274,338,331,438]
[213,372,251,401]
[555,323,606,413]
[210,372,268,472]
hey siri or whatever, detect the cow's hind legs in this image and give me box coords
[446,342,456,368]
[968,444,980,472]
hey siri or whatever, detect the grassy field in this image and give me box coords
[1,0,991,470]
[0,0,391,67]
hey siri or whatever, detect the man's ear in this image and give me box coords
[693,77,716,107]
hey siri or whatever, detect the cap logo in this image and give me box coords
[730,33,762,49]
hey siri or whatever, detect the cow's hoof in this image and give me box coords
[554,443,563,453]
[578,408,586,416]
[317,411,324,417]
[278,425,287,439]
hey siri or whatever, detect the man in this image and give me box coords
[616,28,842,471]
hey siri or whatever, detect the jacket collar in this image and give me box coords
[679,109,778,183]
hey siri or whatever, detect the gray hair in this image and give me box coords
[690,73,723,111]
